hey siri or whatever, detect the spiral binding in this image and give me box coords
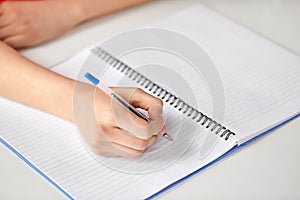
[91,47,236,141]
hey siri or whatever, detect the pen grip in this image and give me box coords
[111,93,149,122]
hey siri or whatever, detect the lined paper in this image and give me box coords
[1,4,300,199]
[0,96,235,199]
[152,5,300,144]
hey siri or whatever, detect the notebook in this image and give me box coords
[1,5,300,199]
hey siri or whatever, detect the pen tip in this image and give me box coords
[163,133,173,141]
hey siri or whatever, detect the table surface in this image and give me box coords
[1,0,299,199]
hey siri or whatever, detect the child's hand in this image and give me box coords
[0,40,165,159]
[0,1,82,49]
[77,86,166,159]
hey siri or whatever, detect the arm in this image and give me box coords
[0,0,152,49]
[0,41,166,158]
[75,0,153,23]
[0,41,74,121]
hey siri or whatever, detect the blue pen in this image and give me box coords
[84,72,173,141]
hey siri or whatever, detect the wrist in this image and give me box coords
[67,0,89,25]
[69,0,98,24]
[67,0,154,25]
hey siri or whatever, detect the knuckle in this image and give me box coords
[3,39,16,48]
[100,128,115,141]
[133,88,144,96]
[98,124,107,135]
[93,149,109,157]
[134,138,148,150]
[98,119,114,133]
[135,88,143,93]
[7,9,18,20]
[154,98,163,105]
[19,20,30,31]
[99,124,110,134]
[90,138,105,150]
[128,150,143,159]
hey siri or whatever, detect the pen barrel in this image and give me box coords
[110,93,150,122]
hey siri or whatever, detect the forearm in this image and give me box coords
[0,43,166,159]
[73,0,153,24]
[0,42,75,122]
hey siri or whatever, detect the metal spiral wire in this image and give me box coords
[91,47,236,141]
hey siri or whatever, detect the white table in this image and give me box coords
[1,0,300,199]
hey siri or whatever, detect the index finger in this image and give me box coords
[112,87,163,111]
[110,98,165,140]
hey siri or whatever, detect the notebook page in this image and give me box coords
[0,23,237,200]
[151,5,300,144]
[55,43,238,198]
[0,95,236,199]
[1,4,298,199]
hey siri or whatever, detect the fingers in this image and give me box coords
[110,88,165,139]
[0,25,18,39]
[0,1,38,49]
[92,87,167,159]
[92,151,117,158]
[110,98,150,139]
[112,104,164,139]
[0,2,16,28]
[110,133,157,159]
[110,143,144,159]
[92,128,157,159]
[95,144,145,159]
[130,88,163,111]
[0,26,27,49]
[2,35,26,49]
[147,103,166,138]
[0,4,3,17]
[0,12,10,29]
[109,128,157,151]
[129,88,166,137]
[111,87,163,111]
[0,16,10,28]
[0,2,5,22]
[0,3,23,46]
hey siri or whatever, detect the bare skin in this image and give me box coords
[0,41,166,158]
[0,0,164,158]
[0,0,152,49]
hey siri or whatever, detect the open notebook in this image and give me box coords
[1,5,300,199]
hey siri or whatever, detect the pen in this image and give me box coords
[84,72,173,141]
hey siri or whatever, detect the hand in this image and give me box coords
[0,1,82,49]
[76,86,166,159]
[0,41,165,159]
[0,0,153,49]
